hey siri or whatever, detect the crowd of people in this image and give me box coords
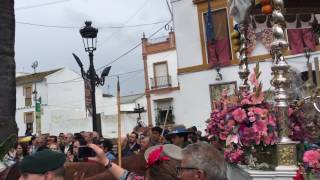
[0,125,227,180]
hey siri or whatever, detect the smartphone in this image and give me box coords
[78,146,96,159]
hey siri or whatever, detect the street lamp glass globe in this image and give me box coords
[80,21,98,53]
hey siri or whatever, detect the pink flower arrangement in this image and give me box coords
[207,64,278,164]
[146,146,170,168]
[208,63,310,165]
[303,149,320,174]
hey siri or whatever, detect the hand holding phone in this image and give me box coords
[78,146,96,159]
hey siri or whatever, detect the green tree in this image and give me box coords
[0,0,18,159]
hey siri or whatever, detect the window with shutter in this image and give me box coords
[25,112,34,123]
[24,85,32,107]
[151,62,171,89]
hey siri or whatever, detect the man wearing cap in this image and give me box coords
[19,149,66,180]
[165,126,191,148]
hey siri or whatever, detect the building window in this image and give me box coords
[24,85,32,107]
[154,99,174,126]
[26,122,33,132]
[204,8,232,67]
[151,61,172,89]
[24,112,34,132]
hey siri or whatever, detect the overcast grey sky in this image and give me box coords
[15,0,172,96]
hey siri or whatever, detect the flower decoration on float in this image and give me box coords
[207,63,278,164]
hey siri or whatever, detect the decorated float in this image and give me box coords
[207,0,320,179]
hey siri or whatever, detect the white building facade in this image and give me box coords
[16,68,147,137]
[142,31,180,127]
[142,0,320,131]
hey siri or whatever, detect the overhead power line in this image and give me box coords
[164,0,173,19]
[100,21,168,29]
[108,69,144,77]
[98,0,150,46]
[16,21,77,29]
[47,68,144,84]
[53,19,171,84]
[97,19,173,71]
[16,20,169,30]
[15,0,71,11]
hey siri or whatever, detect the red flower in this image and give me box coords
[241,98,251,105]
[253,107,264,115]
[219,132,228,141]
[303,150,320,168]
[253,120,268,134]
[232,108,247,123]
[224,148,244,163]
[146,146,170,168]
[293,169,305,180]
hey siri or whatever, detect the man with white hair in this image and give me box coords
[63,133,73,154]
[177,142,227,180]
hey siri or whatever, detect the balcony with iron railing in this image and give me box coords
[150,75,172,89]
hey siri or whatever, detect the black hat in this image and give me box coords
[19,149,66,174]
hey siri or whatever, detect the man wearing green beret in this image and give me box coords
[19,149,66,180]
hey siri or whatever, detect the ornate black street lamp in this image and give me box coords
[73,21,111,133]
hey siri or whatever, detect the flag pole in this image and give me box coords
[117,76,122,167]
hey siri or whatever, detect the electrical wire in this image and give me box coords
[96,19,173,72]
[47,68,144,84]
[121,71,144,84]
[47,77,83,84]
[164,0,173,20]
[98,0,151,46]
[100,21,168,29]
[47,20,171,85]
[16,20,169,30]
[108,69,144,78]
[15,0,71,11]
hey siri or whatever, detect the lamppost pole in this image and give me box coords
[89,51,98,131]
[73,21,112,134]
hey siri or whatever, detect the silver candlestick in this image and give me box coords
[238,23,250,92]
[270,0,298,170]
